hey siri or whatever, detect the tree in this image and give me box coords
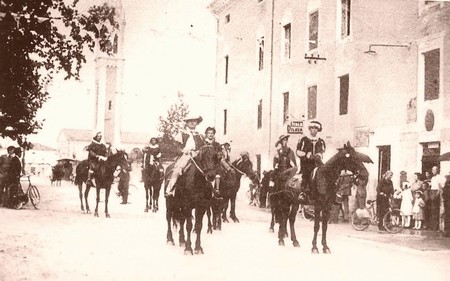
[0,0,118,146]
[157,92,190,160]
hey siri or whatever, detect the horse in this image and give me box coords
[165,144,219,255]
[142,159,164,213]
[270,142,371,253]
[51,163,64,186]
[74,149,130,217]
[219,157,258,223]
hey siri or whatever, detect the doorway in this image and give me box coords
[378,145,391,180]
[421,142,440,175]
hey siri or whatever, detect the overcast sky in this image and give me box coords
[29,0,217,147]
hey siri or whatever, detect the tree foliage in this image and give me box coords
[157,92,190,160]
[0,0,119,145]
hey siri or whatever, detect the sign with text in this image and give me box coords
[287,120,304,134]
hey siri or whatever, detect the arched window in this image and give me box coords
[113,34,118,54]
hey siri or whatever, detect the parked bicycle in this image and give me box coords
[351,199,403,233]
[8,174,41,210]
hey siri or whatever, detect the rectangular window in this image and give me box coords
[223,109,228,135]
[258,37,264,71]
[341,0,351,38]
[308,85,317,119]
[339,74,349,115]
[283,92,289,124]
[424,49,440,101]
[283,23,291,59]
[224,55,229,84]
[225,14,230,23]
[309,11,319,50]
[257,99,262,129]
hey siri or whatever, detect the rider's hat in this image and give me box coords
[275,135,290,147]
[183,115,203,124]
[149,137,158,144]
[308,120,322,132]
[240,151,249,158]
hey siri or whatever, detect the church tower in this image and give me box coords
[94,0,125,146]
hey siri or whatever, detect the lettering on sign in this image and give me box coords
[287,125,303,134]
[287,120,304,134]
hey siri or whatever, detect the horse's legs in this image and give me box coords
[230,194,239,223]
[104,187,111,218]
[78,183,84,212]
[312,206,321,254]
[178,217,186,247]
[269,206,275,232]
[144,186,150,212]
[222,199,230,223]
[94,186,100,217]
[194,208,206,254]
[153,183,160,212]
[84,185,91,214]
[184,209,193,255]
[206,207,213,234]
[289,203,300,247]
[321,207,331,253]
[277,205,288,246]
[166,201,175,245]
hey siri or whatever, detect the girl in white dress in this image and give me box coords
[400,183,414,228]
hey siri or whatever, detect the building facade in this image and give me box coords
[209,0,450,194]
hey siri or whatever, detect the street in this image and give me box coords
[0,175,450,281]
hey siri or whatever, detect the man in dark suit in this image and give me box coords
[5,147,22,207]
[0,146,15,206]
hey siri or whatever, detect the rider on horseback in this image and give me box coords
[204,127,223,195]
[142,137,163,172]
[296,120,326,194]
[165,115,205,197]
[86,132,108,187]
[274,135,297,174]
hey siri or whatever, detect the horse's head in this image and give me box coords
[107,149,130,173]
[326,141,372,179]
[194,145,219,182]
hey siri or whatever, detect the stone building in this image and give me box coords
[208,0,450,193]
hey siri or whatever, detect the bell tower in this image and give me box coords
[94,0,125,146]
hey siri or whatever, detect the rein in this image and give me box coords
[189,155,205,175]
[230,163,246,175]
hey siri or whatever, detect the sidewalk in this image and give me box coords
[252,204,450,252]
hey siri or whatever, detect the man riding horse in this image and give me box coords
[165,115,205,197]
[86,132,108,187]
[296,120,326,195]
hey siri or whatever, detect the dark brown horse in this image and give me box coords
[165,144,220,255]
[142,162,164,213]
[74,149,129,217]
[270,142,371,253]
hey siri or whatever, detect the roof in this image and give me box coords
[121,131,154,144]
[58,129,153,145]
[31,143,57,151]
[58,129,93,142]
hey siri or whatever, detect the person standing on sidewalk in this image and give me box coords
[430,166,445,231]
[376,171,394,231]
[442,173,450,237]
[0,146,14,206]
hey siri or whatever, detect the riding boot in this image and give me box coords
[165,175,178,197]
[87,170,96,187]
[213,175,221,198]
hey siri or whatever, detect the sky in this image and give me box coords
[28,0,217,147]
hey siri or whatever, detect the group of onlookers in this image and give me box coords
[375,167,450,236]
[0,146,23,208]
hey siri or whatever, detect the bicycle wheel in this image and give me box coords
[27,185,41,210]
[301,205,315,221]
[383,209,403,233]
[351,209,371,231]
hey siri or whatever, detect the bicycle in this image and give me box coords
[9,174,41,210]
[351,199,403,233]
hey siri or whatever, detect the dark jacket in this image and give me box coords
[86,140,108,163]
[376,178,394,198]
[7,156,21,185]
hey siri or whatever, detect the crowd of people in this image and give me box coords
[0,145,23,208]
